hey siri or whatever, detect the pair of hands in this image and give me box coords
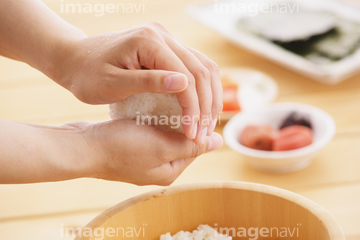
[0,10,223,185]
[55,22,223,144]
[49,22,223,185]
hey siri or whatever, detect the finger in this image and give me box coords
[107,68,188,99]
[146,22,223,134]
[185,47,223,135]
[160,37,214,145]
[134,37,200,141]
[157,132,223,164]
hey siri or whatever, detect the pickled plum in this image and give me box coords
[239,112,314,151]
[223,85,241,112]
[273,125,313,151]
[239,125,278,151]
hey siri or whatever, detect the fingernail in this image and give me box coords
[207,119,217,135]
[208,133,223,152]
[191,123,198,140]
[166,74,188,92]
[200,127,208,144]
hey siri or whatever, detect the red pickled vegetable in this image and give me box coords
[240,124,278,151]
[273,125,313,151]
[223,86,241,112]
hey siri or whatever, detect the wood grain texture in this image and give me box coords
[74,182,345,240]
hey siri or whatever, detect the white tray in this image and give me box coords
[187,0,360,84]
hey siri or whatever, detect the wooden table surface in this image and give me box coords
[0,0,359,239]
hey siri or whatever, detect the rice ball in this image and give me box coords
[109,93,184,133]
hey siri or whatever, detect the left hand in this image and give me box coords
[63,120,223,186]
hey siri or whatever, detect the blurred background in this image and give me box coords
[0,0,359,239]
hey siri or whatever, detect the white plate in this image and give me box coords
[220,68,278,121]
[187,0,360,84]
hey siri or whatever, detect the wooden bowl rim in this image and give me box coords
[79,181,345,240]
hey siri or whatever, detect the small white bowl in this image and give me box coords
[223,102,336,173]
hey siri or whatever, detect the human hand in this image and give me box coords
[53,22,223,145]
[65,120,223,186]
[0,119,222,185]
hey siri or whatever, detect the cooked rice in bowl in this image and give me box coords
[160,225,231,240]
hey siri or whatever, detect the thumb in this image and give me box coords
[154,132,223,185]
[116,69,188,96]
[158,132,223,164]
[187,132,224,158]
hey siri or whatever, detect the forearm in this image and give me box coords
[0,0,86,82]
[0,120,92,184]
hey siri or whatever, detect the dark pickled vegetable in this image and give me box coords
[280,112,312,130]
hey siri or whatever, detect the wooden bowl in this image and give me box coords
[76,182,344,240]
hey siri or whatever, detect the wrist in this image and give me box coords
[38,124,96,181]
[0,121,96,183]
[45,30,87,89]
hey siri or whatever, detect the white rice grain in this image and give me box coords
[160,225,232,240]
